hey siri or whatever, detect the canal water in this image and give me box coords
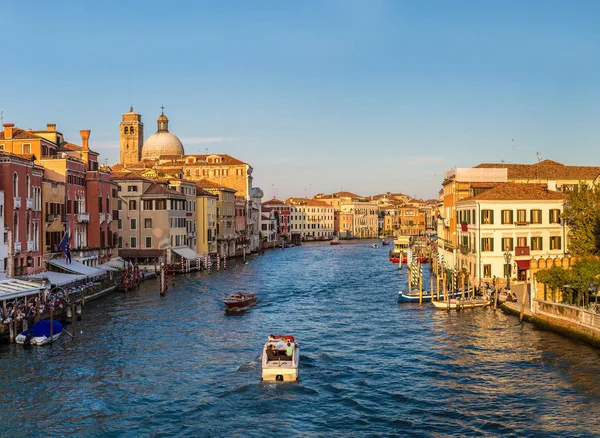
[2,241,600,437]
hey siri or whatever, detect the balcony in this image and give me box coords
[14,241,22,253]
[26,198,33,209]
[106,213,113,223]
[514,221,529,226]
[515,246,530,256]
[77,212,90,223]
[100,213,106,224]
[45,214,56,223]
[14,197,21,209]
[27,240,35,252]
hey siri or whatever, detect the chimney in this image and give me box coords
[3,123,14,139]
[47,123,56,132]
[547,180,557,192]
[80,130,90,150]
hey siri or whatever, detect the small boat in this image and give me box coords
[330,238,341,245]
[381,240,390,246]
[223,292,257,312]
[372,244,378,248]
[431,296,490,310]
[397,290,462,303]
[16,320,63,345]
[262,334,299,382]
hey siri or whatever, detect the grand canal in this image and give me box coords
[2,241,600,437]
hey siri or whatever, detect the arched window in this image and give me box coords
[124,127,129,134]
[13,173,18,197]
[186,169,191,176]
[130,127,135,134]
[26,175,31,198]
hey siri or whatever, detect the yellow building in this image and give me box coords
[196,185,218,255]
[195,179,237,256]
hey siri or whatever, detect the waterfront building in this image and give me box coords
[114,107,259,250]
[195,179,237,257]
[111,172,188,264]
[262,198,291,239]
[336,211,353,238]
[196,186,218,255]
[455,182,567,286]
[260,208,278,244]
[0,150,44,277]
[0,191,6,277]
[437,160,600,270]
[161,178,197,250]
[285,198,334,241]
[248,188,264,251]
[41,178,66,258]
[235,196,248,254]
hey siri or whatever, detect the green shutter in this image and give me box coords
[558,236,562,250]
[481,210,485,224]
[540,237,543,251]
[510,210,513,224]
[481,237,485,250]
[549,209,552,223]
[530,210,533,223]
[530,236,534,249]
[501,211,505,225]
[490,211,494,224]
[510,237,514,251]
[490,238,494,252]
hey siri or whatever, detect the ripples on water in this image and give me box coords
[1,241,600,437]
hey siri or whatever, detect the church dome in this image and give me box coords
[141,110,184,160]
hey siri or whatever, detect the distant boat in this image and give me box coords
[372,244,378,248]
[16,320,63,345]
[330,238,341,245]
[397,290,461,303]
[381,240,390,246]
[223,292,257,312]
[431,296,490,310]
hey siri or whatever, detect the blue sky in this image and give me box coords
[2,1,599,200]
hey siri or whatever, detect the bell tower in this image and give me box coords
[120,106,144,165]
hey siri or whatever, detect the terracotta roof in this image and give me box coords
[183,154,247,166]
[110,171,151,182]
[195,178,236,191]
[0,126,41,140]
[459,183,567,202]
[60,141,82,151]
[143,183,184,197]
[0,150,36,162]
[285,197,333,207]
[263,198,285,205]
[196,187,218,198]
[474,160,600,181]
[156,166,183,173]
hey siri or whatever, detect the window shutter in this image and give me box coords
[558,236,562,250]
[481,210,485,224]
[540,238,543,251]
[510,210,513,224]
[530,210,533,223]
[549,209,552,223]
[490,238,494,252]
[510,237,514,251]
[501,211,505,225]
[481,237,485,250]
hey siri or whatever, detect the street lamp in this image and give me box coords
[504,247,512,291]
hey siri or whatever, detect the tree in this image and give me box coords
[535,265,572,303]
[561,182,600,256]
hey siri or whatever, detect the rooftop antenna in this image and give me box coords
[536,151,542,162]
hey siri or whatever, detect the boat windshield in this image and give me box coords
[265,347,293,362]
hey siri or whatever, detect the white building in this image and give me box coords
[455,182,567,286]
[340,200,378,238]
[260,208,278,243]
[248,187,263,252]
[285,198,334,241]
[0,191,7,278]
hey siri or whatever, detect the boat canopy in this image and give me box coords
[0,279,46,301]
[172,247,201,260]
[23,320,63,338]
[26,272,87,287]
[46,259,105,278]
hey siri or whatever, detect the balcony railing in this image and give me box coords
[515,221,529,226]
[106,213,113,223]
[77,212,90,223]
[14,241,22,253]
[27,240,35,252]
[46,214,56,223]
[14,197,21,209]
[99,213,106,224]
[515,246,530,256]
[26,198,33,209]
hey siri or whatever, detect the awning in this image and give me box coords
[516,260,530,270]
[0,279,46,300]
[118,249,164,258]
[46,259,105,277]
[97,265,118,272]
[172,247,200,260]
[26,272,87,287]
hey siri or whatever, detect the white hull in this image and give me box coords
[261,335,299,382]
[15,332,62,345]
[431,297,490,310]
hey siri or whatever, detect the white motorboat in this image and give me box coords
[431,296,490,310]
[15,320,63,345]
[261,334,299,382]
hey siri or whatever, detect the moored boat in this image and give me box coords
[381,240,390,246]
[223,292,257,312]
[389,236,411,263]
[330,238,341,245]
[431,296,490,310]
[262,334,299,382]
[15,320,63,345]
[397,290,461,303]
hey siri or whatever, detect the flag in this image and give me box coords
[59,231,71,264]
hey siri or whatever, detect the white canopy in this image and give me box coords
[97,264,118,272]
[26,272,87,287]
[46,259,105,277]
[172,247,200,260]
[0,279,46,301]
